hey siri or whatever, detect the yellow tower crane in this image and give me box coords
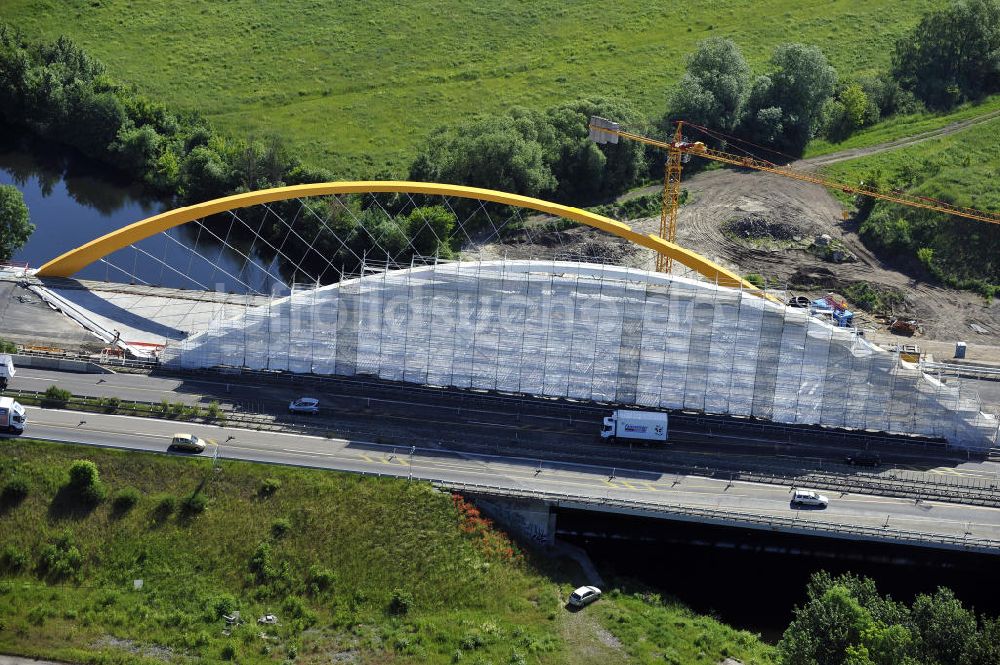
[589,116,1000,274]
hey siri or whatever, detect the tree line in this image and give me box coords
[779,571,1000,665]
[2,1,998,288]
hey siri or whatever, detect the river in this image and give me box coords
[0,130,282,294]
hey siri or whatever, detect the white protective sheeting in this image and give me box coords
[162,260,998,450]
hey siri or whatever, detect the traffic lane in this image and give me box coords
[14,408,1000,543]
[10,368,983,473]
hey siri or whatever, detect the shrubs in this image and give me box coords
[152,493,176,522]
[206,400,224,422]
[66,460,106,505]
[180,492,208,517]
[270,518,292,539]
[307,566,336,596]
[0,544,28,573]
[258,478,281,498]
[36,530,83,581]
[388,588,413,616]
[97,396,121,413]
[41,385,71,409]
[1,476,30,507]
[111,487,141,514]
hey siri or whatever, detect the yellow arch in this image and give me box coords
[37,181,758,291]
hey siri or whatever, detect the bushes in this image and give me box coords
[152,493,176,521]
[270,517,292,539]
[66,460,106,505]
[36,530,84,581]
[180,492,208,517]
[206,400,223,422]
[41,385,71,409]
[0,337,17,353]
[0,544,29,573]
[111,487,141,514]
[1,476,30,507]
[388,588,414,616]
[258,478,281,498]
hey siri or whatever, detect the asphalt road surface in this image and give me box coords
[11,367,1000,483]
[10,406,1000,549]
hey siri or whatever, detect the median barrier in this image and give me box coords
[12,353,114,374]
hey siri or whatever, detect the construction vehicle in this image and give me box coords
[588,117,1000,274]
[0,396,26,434]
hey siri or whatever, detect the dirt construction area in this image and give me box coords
[665,167,1000,346]
[482,119,1000,358]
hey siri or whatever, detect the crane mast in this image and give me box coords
[589,116,1000,274]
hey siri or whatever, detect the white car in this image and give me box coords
[169,433,206,453]
[288,397,319,414]
[568,586,602,607]
[791,489,829,508]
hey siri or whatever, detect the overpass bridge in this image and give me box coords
[13,405,1000,556]
[9,181,995,452]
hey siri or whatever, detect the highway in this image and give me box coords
[11,406,1000,551]
[11,366,1000,483]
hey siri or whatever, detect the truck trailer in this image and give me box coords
[0,396,26,434]
[600,410,668,443]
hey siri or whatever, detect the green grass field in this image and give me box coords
[804,94,1000,158]
[0,0,944,176]
[0,439,776,664]
[822,114,1000,211]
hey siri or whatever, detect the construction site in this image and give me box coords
[2,118,999,454]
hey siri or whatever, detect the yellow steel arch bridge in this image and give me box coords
[37,181,759,292]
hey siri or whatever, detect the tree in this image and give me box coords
[0,184,33,262]
[892,0,1000,110]
[742,43,836,153]
[540,97,646,202]
[402,205,455,258]
[911,587,979,665]
[780,585,875,665]
[665,37,751,133]
[409,112,556,200]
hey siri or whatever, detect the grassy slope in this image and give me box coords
[0,0,942,175]
[804,94,1000,158]
[0,439,777,664]
[822,115,1000,211]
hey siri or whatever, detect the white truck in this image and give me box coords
[0,354,14,391]
[0,396,26,434]
[600,410,668,443]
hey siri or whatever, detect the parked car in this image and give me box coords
[791,489,829,508]
[844,450,881,467]
[170,433,206,453]
[288,397,320,414]
[568,586,602,607]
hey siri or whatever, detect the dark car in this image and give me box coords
[844,450,881,467]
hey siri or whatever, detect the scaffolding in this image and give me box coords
[161,260,999,450]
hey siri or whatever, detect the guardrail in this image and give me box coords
[921,361,1000,381]
[9,385,998,509]
[9,347,978,450]
[435,480,1000,554]
[10,385,999,553]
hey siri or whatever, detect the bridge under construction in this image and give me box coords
[5,181,998,451]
